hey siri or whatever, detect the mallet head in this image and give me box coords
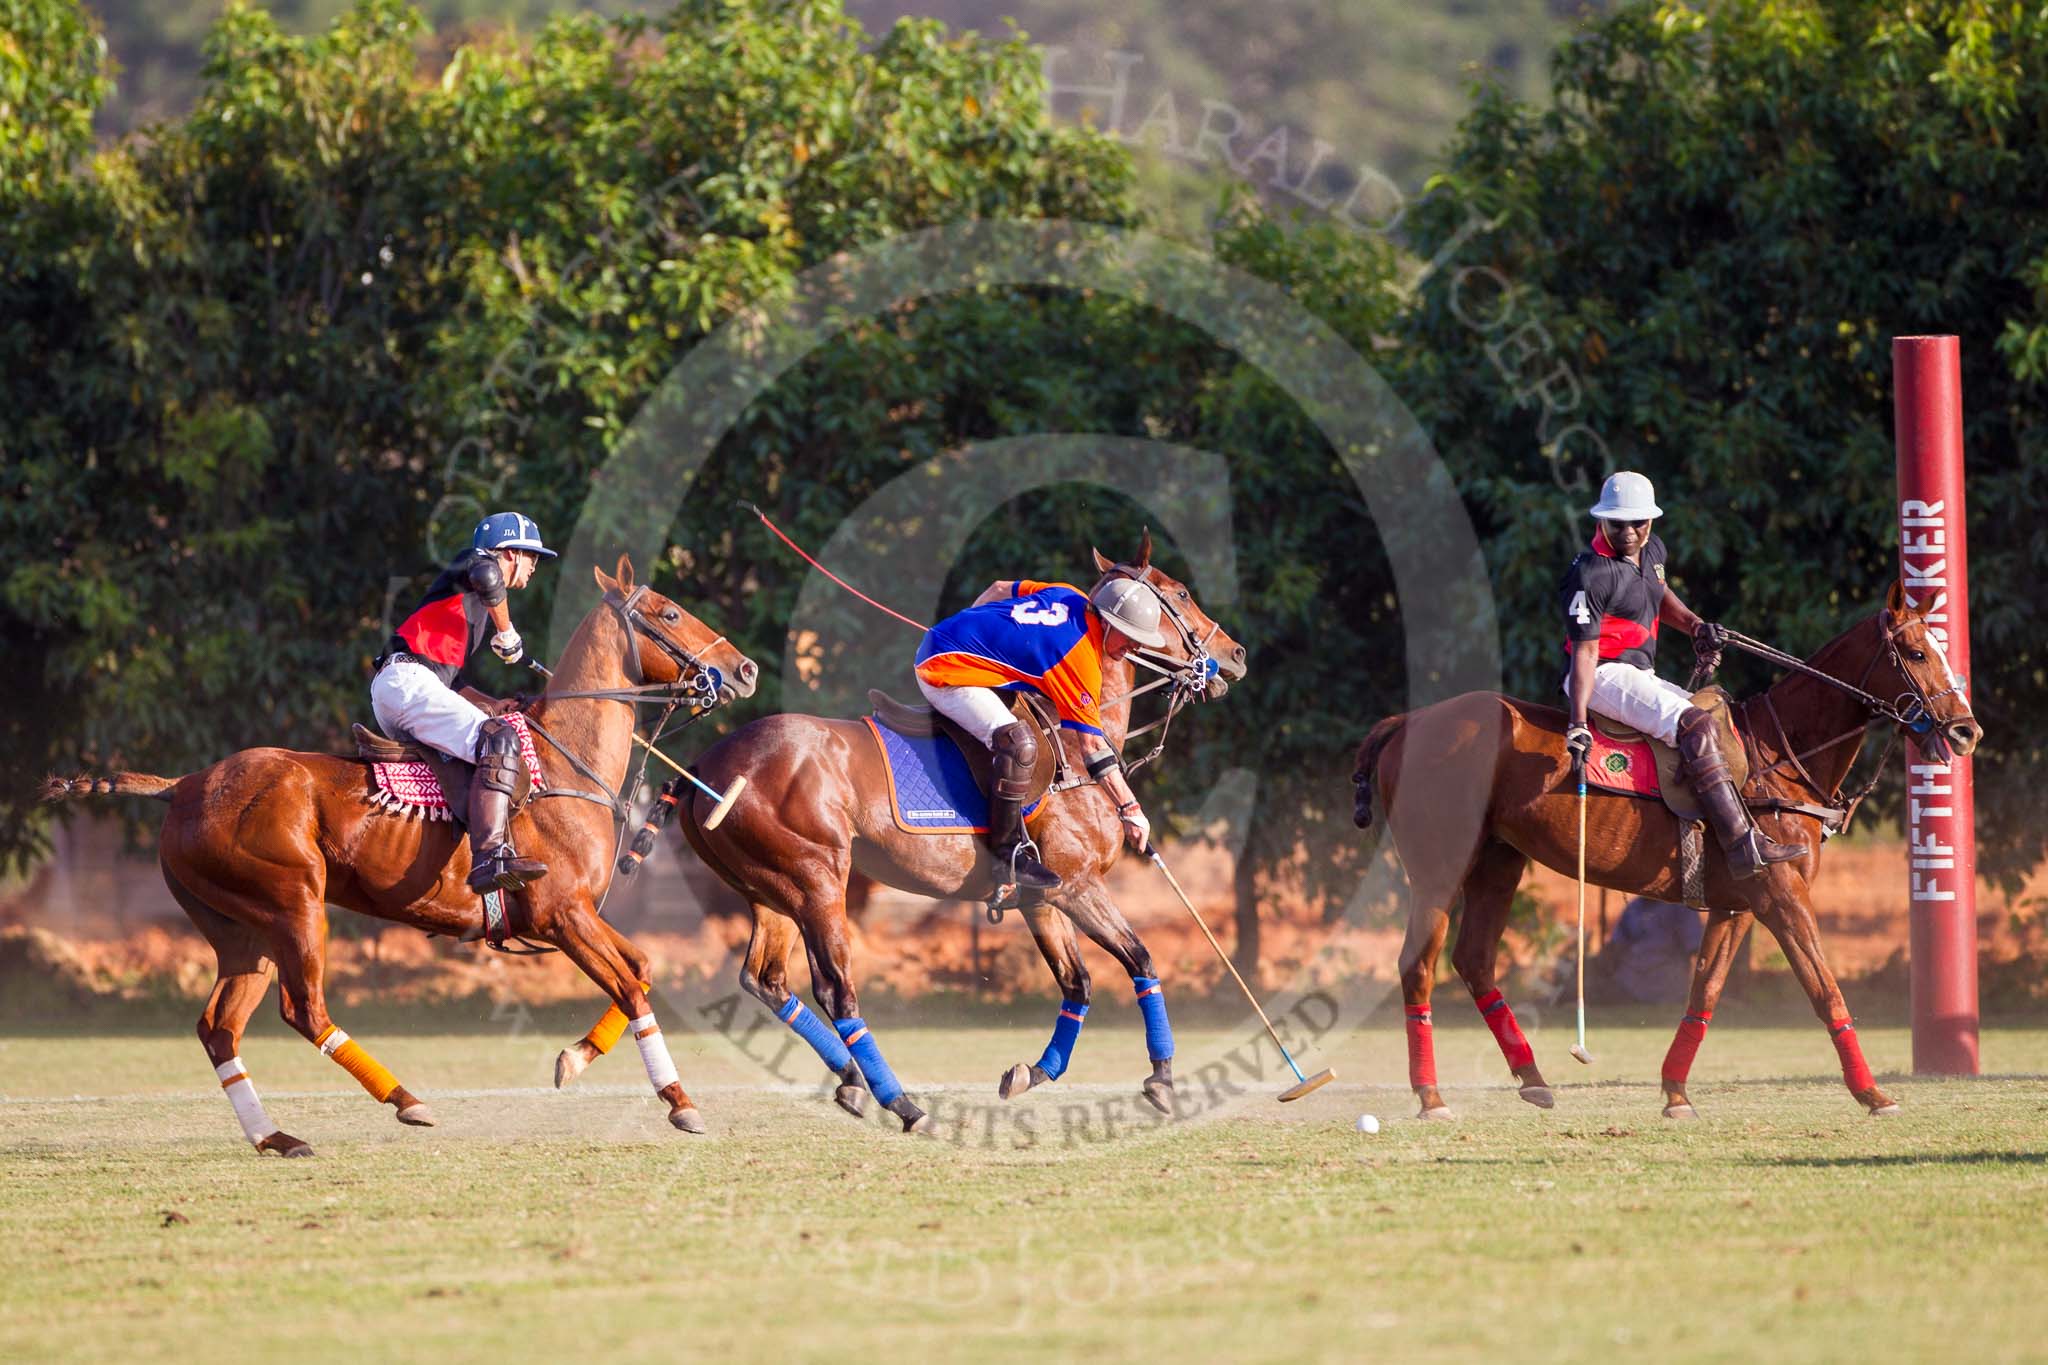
[1279,1068,1336,1103]
[1569,1043,1593,1066]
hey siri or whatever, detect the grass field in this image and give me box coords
[3,1009,2046,1364]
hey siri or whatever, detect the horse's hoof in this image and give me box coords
[1663,1103,1699,1121]
[669,1107,707,1135]
[1518,1084,1555,1110]
[1140,1077,1174,1116]
[256,1132,315,1158]
[1418,1104,1457,1122]
[999,1064,1036,1100]
[834,1084,868,1118]
[1869,1103,1902,1118]
[395,1102,437,1128]
[903,1112,933,1135]
[554,1047,588,1089]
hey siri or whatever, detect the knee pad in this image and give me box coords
[474,718,522,794]
[991,722,1037,799]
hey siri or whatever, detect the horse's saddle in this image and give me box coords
[866,689,1060,811]
[1589,685,1747,824]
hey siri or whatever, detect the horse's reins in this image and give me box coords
[739,500,1222,780]
[1702,616,1952,833]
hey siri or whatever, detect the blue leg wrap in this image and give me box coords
[1034,1000,1089,1081]
[833,1016,904,1106]
[777,996,853,1073]
[1134,977,1174,1062]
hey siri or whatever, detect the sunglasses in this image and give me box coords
[1603,519,1652,530]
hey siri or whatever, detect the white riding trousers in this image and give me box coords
[1571,662,1694,745]
[916,679,1016,747]
[370,660,488,762]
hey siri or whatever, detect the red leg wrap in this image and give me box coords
[1830,1018,1875,1093]
[1474,989,1535,1072]
[1404,1005,1436,1089]
[1661,1011,1712,1087]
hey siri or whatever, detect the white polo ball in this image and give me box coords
[1355,1113,1380,1134]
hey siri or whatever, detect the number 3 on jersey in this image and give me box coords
[1567,590,1593,625]
[1011,599,1071,627]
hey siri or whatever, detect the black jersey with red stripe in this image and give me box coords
[388,549,507,684]
[1560,529,1668,671]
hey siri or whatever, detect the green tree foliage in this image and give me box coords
[1399,0,2048,882]
[0,0,1138,866]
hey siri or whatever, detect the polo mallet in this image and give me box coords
[1143,843,1334,1102]
[526,660,745,829]
[1570,748,1593,1066]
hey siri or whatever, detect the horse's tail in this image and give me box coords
[1351,715,1406,829]
[41,772,181,803]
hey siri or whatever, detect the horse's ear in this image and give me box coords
[1886,579,1907,618]
[593,563,617,593]
[1136,527,1153,568]
[615,553,635,591]
[1091,546,1115,574]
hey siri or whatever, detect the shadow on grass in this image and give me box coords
[1745,1150,2048,1168]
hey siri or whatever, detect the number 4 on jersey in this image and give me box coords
[1568,590,1593,625]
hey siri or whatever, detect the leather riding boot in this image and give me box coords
[1675,706,1801,880]
[466,772,547,893]
[990,723,1060,893]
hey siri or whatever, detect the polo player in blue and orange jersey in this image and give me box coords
[914,575,1168,893]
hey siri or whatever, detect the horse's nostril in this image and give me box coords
[1232,646,1246,662]
[740,662,756,679]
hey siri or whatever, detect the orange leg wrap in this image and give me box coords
[315,1025,400,1103]
[583,984,649,1056]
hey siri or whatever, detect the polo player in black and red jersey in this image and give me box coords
[1560,472,1800,879]
[372,513,554,893]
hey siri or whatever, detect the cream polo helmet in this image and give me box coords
[1588,471,1662,521]
[1089,576,1169,648]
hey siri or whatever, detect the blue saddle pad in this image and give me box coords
[863,716,1044,834]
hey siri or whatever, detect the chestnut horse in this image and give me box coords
[554,537,1246,1132]
[44,556,757,1153]
[1352,582,1980,1120]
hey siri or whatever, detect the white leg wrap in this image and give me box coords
[216,1057,280,1144]
[631,1014,681,1092]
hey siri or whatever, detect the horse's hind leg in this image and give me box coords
[1447,840,1553,1109]
[1397,888,1454,1120]
[998,900,1091,1101]
[168,873,307,1157]
[738,904,864,1117]
[1047,882,1174,1115]
[797,912,928,1135]
[269,900,436,1129]
[1659,908,1751,1119]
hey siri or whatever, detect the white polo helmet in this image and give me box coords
[1089,577,1169,648]
[1588,471,1662,521]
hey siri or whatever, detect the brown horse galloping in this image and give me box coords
[44,556,757,1154]
[554,536,1245,1132]
[1352,582,1980,1120]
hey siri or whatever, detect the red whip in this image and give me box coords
[739,500,930,632]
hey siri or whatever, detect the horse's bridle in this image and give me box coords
[1091,563,1229,773]
[1722,610,1971,827]
[521,585,738,818]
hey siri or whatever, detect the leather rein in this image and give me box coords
[520,585,734,820]
[1709,615,1951,836]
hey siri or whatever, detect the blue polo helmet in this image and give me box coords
[471,512,557,559]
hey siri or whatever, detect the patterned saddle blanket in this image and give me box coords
[362,713,546,820]
[862,715,1047,835]
[1584,685,1745,824]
